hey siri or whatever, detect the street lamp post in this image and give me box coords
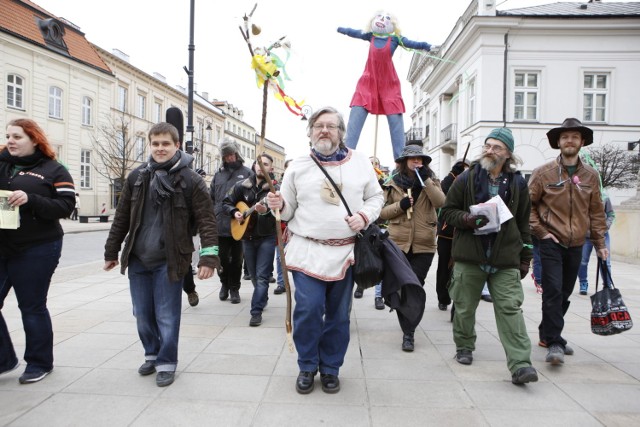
[184,0,195,158]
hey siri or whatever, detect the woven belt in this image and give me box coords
[306,236,356,246]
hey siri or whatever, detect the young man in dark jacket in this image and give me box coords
[104,123,220,387]
[223,154,278,327]
[441,127,537,385]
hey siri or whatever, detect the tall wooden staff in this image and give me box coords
[239,5,294,351]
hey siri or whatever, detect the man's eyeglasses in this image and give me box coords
[312,123,339,131]
[482,143,506,153]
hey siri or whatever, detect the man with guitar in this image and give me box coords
[223,154,278,327]
[210,140,251,304]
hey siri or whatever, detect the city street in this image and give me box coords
[0,221,639,426]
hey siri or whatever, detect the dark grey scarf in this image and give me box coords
[146,151,182,205]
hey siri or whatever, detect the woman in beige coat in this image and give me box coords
[379,144,445,351]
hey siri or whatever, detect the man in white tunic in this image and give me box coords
[267,106,383,394]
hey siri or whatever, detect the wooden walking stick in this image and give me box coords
[407,188,413,219]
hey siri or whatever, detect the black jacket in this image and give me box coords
[223,175,278,239]
[210,162,251,237]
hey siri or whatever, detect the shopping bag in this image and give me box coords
[590,259,633,335]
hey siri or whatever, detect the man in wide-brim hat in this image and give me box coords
[529,117,608,367]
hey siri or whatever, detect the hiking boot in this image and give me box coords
[579,281,588,295]
[156,371,175,387]
[539,340,574,355]
[353,287,364,299]
[219,285,229,301]
[229,289,241,304]
[455,349,473,365]
[187,291,199,307]
[243,274,252,280]
[138,361,156,376]
[249,314,262,326]
[274,286,286,295]
[531,273,543,294]
[545,344,565,365]
[320,373,341,394]
[375,297,385,310]
[269,276,276,283]
[511,366,539,385]
[296,370,317,394]
[402,332,415,352]
[19,369,52,384]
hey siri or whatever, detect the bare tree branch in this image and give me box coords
[584,143,640,189]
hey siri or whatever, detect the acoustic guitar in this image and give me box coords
[230,200,266,241]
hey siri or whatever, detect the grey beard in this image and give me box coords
[313,140,338,156]
[479,155,501,172]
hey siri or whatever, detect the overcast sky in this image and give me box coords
[34,0,581,165]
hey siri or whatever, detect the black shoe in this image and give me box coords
[19,369,52,384]
[243,274,252,280]
[354,287,364,299]
[545,344,565,365]
[274,286,286,295]
[156,371,175,387]
[138,361,156,376]
[481,294,493,303]
[455,349,473,365]
[229,289,241,304]
[0,360,19,376]
[511,366,539,385]
[219,285,229,301]
[249,314,262,326]
[320,373,340,394]
[296,370,316,394]
[374,297,385,310]
[438,303,448,311]
[538,340,574,355]
[402,332,415,352]
[187,291,199,307]
[269,276,276,283]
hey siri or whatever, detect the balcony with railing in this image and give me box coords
[440,123,457,143]
[405,125,430,145]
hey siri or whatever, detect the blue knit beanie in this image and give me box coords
[485,128,514,153]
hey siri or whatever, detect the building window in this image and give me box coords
[137,93,146,119]
[467,78,476,127]
[117,86,128,112]
[215,125,221,144]
[513,71,539,121]
[135,136,145,160]
[49,86,63,119]
[583,73,608,122]
[80,149,91,189]
[7,74,24,109]
[82,96,92,126]
[116,131,125,156]
[154,101,162,122]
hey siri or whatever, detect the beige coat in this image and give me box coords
[380,176,445,254]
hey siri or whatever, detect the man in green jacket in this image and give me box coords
[441,127,537,385]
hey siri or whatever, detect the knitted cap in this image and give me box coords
[485,128,514,153]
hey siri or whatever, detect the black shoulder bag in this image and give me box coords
[310,155,384,289]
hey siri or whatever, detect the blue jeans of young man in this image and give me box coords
[578,232,611,286]
[532,236,542,284]
[128,256,183,373]
[345,106,405,160]
[243,235,276,316]
[538,239,582,348]
[292,268,354,376]
[0,239,62,374]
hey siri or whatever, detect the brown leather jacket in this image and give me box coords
[529,156,607,249]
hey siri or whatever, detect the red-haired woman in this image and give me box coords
[0,119,75,384]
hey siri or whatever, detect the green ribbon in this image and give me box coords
[200,246,219,257]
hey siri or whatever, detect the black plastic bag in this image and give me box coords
[590,259,633,336]
[353,224,386,289]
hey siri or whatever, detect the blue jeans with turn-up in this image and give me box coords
[0,239,62,374]
[128,256,182,373]
[345,106,406,160]
[292,268,354,376]
[243,235,276,316]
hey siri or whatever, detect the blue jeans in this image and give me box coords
[276,247,284,287]
[128,257,183,373]
[243,235,276,316]
[532,237,542,284]
[292,268,354,376]
[578,232,611,286]
[0,239,62,373]
[345,106,406,160]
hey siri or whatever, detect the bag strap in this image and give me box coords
[595,257,615,292]
[310,154,353,216]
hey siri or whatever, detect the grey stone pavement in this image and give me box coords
[1,220,639,427]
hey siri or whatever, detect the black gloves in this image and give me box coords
[462,213,489,229]
[520,261,530,280]
[451,163,466,176]
[399,197,412,211]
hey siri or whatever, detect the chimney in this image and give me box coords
[477,0,497,16]
[202,92,209,101]
[153,72,166,83]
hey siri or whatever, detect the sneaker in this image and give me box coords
[187,291,199,307]
[156,371,175,387]
[438,303,448,311]
[511,366,539,385]
[219,285,229,301]
[249,313,262,326]
[138,361,156,376]
[269,276,276,283]
[455,349,473,365]
[353,287,364,299]
[229,289,241,304]
[579,281,588,295]
[19,369,52,384]
[375,297,385,310]
[480,294,493,303]
[531,273,543,294]
[274,286,286,295]
[538,340,574,355]
[545,344,565,365]
[402,332,414,352]
[0,360,19,376]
